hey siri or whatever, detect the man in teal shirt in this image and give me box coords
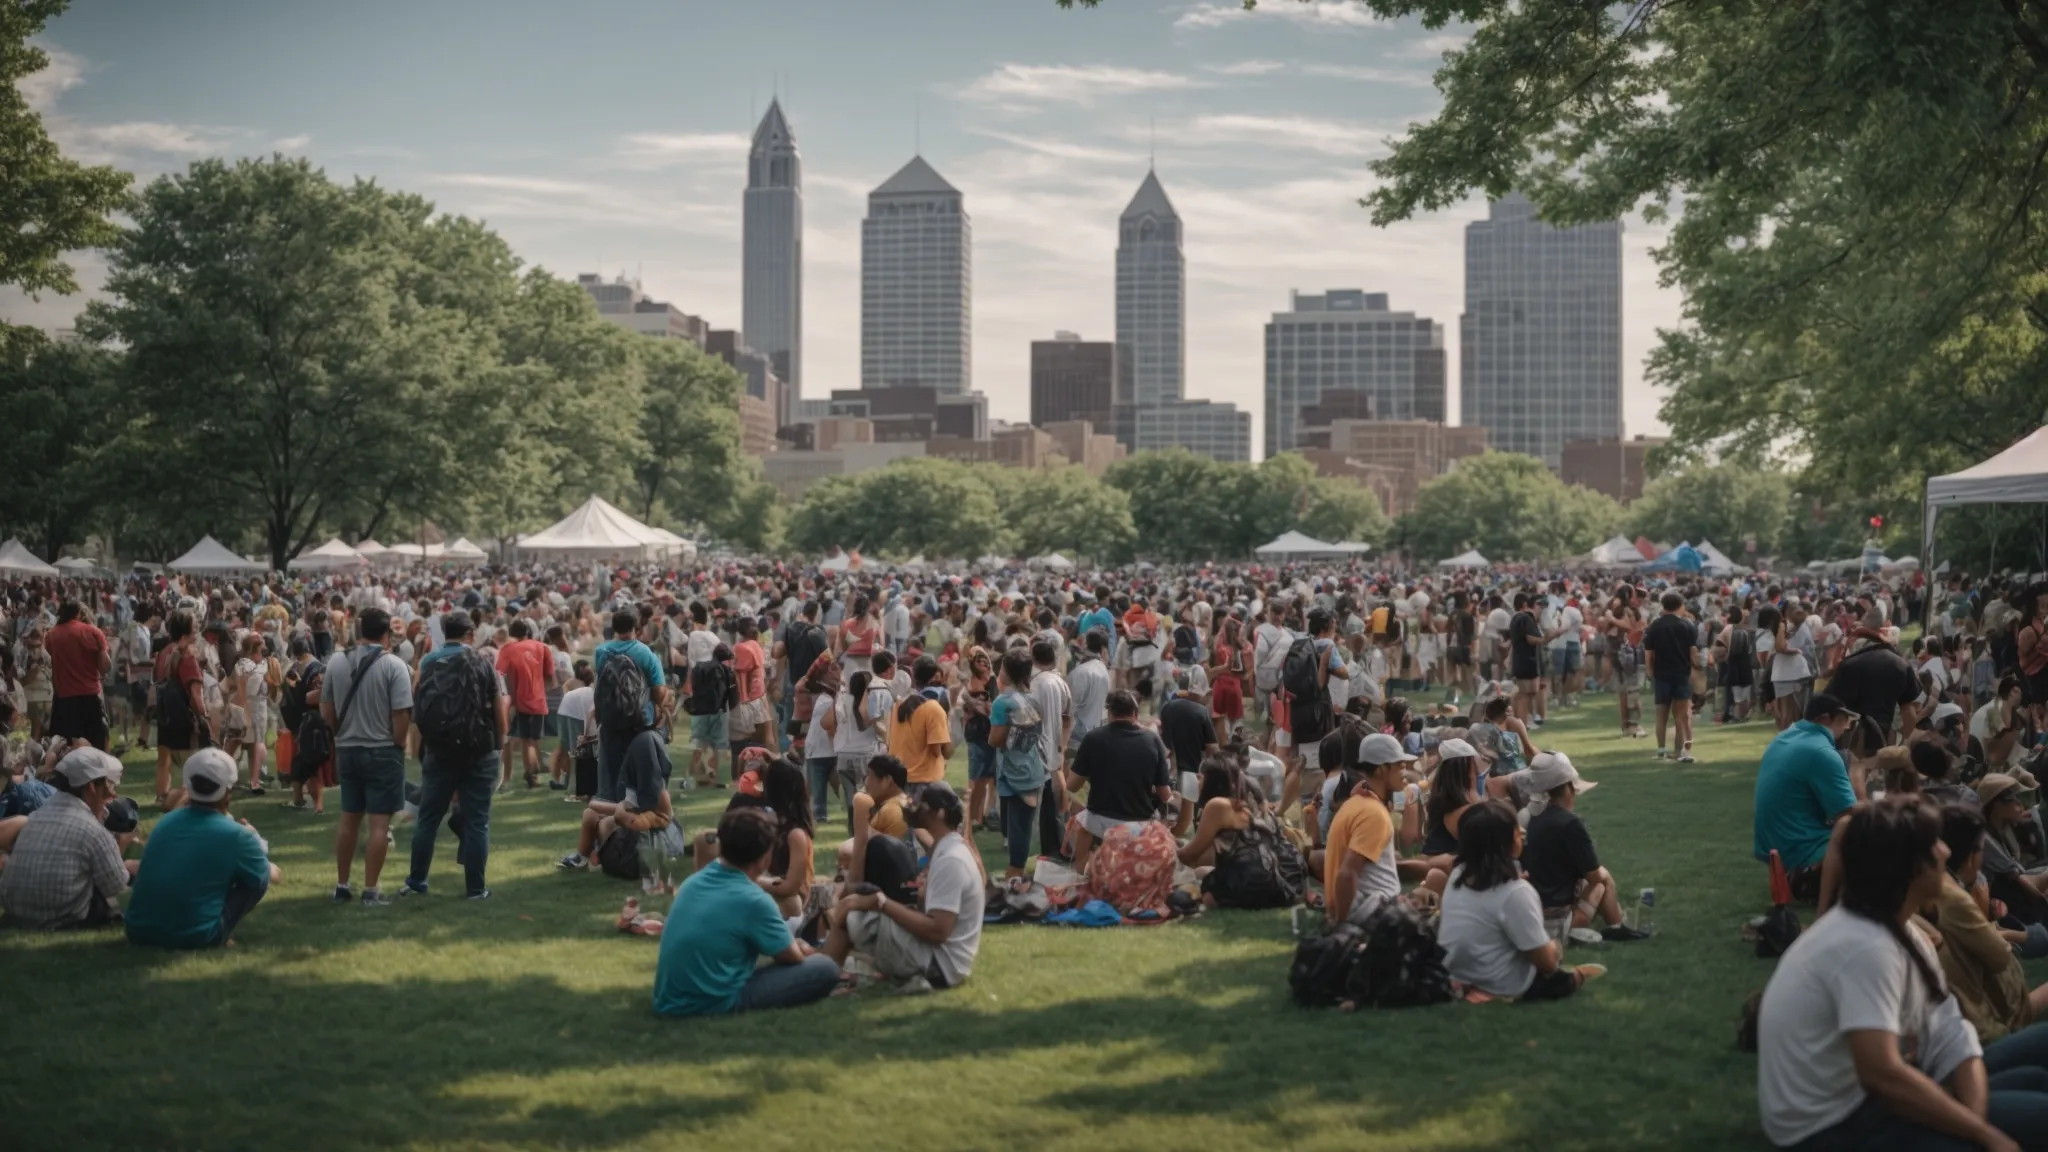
[127,749,278,948]
[653,807,838,1016]
[1752,693,1859,896]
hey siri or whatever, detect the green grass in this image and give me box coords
[9,698,1806,1151]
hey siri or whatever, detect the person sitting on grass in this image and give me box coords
[1975,772,2048,923]
[1913,740,1982,810]
[1175,754,1255,871]
[1322,732,1411,924]
[1065,688,1170,874]
[1757,795,2048,1152]
[1754,692,1861,903]
[653,807,839,1017]
[1436,799,1606,1001]
[555,723,675,877]
[824,782,984,992]
[690,759,816,918]
[0,747,133,929]
[125,749,279,949]
[1516,751,1651,944]
[1933,804,2048,1044]
[837,753,919,886]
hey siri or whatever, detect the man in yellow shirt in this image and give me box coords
[1323,732,1412,923]
[888,656,953,790]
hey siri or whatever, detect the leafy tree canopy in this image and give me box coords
[1396,452,1620,561]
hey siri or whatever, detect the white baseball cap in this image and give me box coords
[54,747,123,788]
[182,748,239,802]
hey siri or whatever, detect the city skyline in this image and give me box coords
[0,0,1683,455]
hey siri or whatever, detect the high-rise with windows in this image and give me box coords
[1460,192,1622,469]
[1263,289,1445,458]
[743,99,801,422]
[861,155,970,394]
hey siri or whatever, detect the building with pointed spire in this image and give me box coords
[744,99,802,424]
[861,155,970,394]
[1112,169,1249,462]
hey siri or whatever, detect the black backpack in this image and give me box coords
[597,824,642,880]
[595,650,651,733]
[682,659,732,717]
[1281,637,1329,736]
[1202,813,1307,910]
[1289,922,1367,1008]
[1344,900,1455,1009]
[154,645,192,730]
[862,834,922,904]
[1173,623,1199,666]
[415,648,494,762]
[785,621,827,680]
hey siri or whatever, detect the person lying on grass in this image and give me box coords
[1436,799,1605,1002]
[555,725,674,877]
[652,807,839,1017]
[1756,795,2048,1152]
[823,782,983,992]
[126,749,279,949]
[1514,751,1649,944]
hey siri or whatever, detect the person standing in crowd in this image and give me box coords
[406,610,508,900]
[1643,591,1699,763]
[44,599,111,753]
[320,607,412,907]
[1029,638,1073,860]
[494,618,552,792]
[120,603,156,753]
[729,617,773,761]
[125,749,278,948]
[153,609,209,809]
[591,610,669,802]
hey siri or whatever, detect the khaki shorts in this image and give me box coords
[849,909,941,983]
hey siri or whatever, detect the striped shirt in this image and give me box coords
[0,792,128,928]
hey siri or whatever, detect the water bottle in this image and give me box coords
[1633,887,1656,935]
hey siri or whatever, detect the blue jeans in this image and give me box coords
[775,683,796,754]
[408,748,499,896]
[597,727,631,804]
[209,881,266,945]
[733,953,839,1012]
[805,756,837,822]
[1796,1024,2048,1150]
[1000,791,1037,870]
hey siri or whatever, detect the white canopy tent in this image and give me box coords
[1438,549,1490,569]
[168,536,267,576]
[1331,541,1373,555]
[54,556,102,575]
[517,496,673,560]
[1586,535,1646,566]
[819,549,857,573]
[1924,425,2048,564]
[639,527,696,560]
[290,538,368,571]
[974,553,1009,568]
[1694,540,1749,576]
[442,537,488,562]
[0,538,58,578]
[1029,552,1076,571]
[386,542,447,560]
[1252,530,1343,558]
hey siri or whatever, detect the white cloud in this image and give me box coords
[427,172,739,238]
[1402,32,1469,58]
[1174,1,1381,31]
[1180,113,1393,157]
[1302,62,1434,87]
[273,134,312,152]
[613,131,751,169]
[62,120,232,156]
[1206,58,1286,76]
[18,42,84,112]
[961,63,1206,105]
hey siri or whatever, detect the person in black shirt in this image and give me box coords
[1643,592,1699,762]
[1158,671,1217,830]
[1826,636,1922,748]
[1066,690,1171,872]
[1518,752,1650,941]
[1508,593,1544,724]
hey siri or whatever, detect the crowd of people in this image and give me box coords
[23,550,2048,1141]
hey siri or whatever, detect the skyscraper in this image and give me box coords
[743,99,801,423]
[1116,170,1184,409]
[861,155,970,394]
[1460,192,1622,469]
[1263,289,1445,458]
[1030,331,1114,428]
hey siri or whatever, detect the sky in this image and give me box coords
[5,0,1682,452]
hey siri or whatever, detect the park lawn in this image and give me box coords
[10,697,1819,1151]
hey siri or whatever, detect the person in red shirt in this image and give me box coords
[44,599,112,753]
[494,619,554,791]
[729,617,772,774]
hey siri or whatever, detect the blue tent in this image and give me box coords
[1646,542,1704,573]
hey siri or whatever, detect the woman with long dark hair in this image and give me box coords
[1436,800,1602,1001]
[1758,796,2048,1150]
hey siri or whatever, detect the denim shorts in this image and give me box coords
[336,744,406,816]
[690,712,729,750]
[1652,676,1693,706]
[967,742,997,782]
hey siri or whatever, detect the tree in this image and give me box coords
[785,458,1004,559]
[1627,462,1793,559]
[1396,452,1620,561]
[85,158,514,569]
[0,2,131,356]
[998,467,1137,562]
[1250,452,1390,548]
[1106,450,1245,562]
[630,336,745,531]
[0,341,121,556]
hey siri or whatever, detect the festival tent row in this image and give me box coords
[1585,535,1646,567]
[1438,549,1489,569]
[1252,531,1364,560]
[166,536,267,576]
[514,496,696,561]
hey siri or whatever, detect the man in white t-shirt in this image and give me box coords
[1483,600,1513,682]
[1252,602,1294,734]
[825,783,983,989]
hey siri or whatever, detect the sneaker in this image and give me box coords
[331,884,353,903]
[557,853,589,871]
[1601,923,1652,942]
[400,881,429,898]
[1575,963,1609,984]
[562,793,584,803]
[1567,926,1605,946]
[361,888,392,907]
[1653,749,1668,761]
[1677,751,1696,764]
[549,780,566,791]
[467,889,492,900]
